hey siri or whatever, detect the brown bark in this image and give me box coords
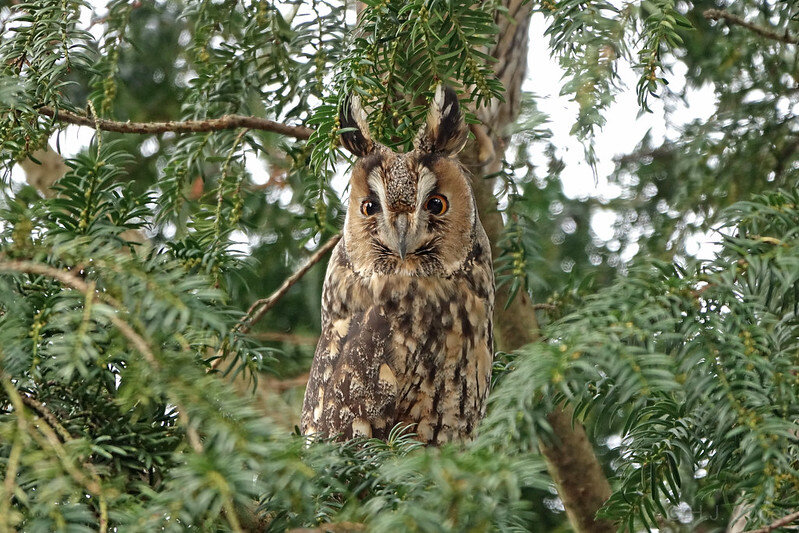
[38,106,313,140]
[461,2,615,531]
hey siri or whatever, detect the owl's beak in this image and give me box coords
[394,216,409,260]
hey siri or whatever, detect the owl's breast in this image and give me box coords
[302,237,494,445]
[373,275,493,444]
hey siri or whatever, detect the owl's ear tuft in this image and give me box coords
[414,85,469,156]
[339,94,374,157]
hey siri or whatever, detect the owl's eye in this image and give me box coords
[360,199,381,216]
[425,194,449,216]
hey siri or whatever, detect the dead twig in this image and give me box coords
[38,106,314,140]
[704,9,798,45]
[237,234,341,335]
[254,331,318,345]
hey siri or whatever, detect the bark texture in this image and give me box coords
[461,2,615,531]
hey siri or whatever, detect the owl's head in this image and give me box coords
[340,86,476,277]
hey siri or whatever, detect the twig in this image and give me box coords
[744,510,799,533]
[254,331,318,345]
[0,431,23,529]
[287,522,365,533]
[704,9,799,45]
[19,394,72,442]
[237,234,341,335]
[614,144,675,165]
[1,378,101,495]
[38,106,314,140]
[1,376,109,533]
[531,303,557,311]
[0,260,204,454]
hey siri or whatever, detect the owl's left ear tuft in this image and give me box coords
[414,85,469,156]
[339,94,374,157]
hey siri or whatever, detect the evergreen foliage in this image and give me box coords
[0,0,797,531]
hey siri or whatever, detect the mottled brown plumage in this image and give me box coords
[301,86,494,445]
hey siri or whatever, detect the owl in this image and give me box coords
[301,86,494,445]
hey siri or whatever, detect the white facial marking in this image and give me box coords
[367,170,388,211]
[416,170,437,212]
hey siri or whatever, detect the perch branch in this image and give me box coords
[704,9,798,45]
[237,234,341,335]
[38,106,314,140]
[744,510,799,533]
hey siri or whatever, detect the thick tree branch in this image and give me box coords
[704,9,798,45]
[744,510,799,533]
[237,234,341,335]
[38,106,314,140]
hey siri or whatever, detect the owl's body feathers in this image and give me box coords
[301,87,494,445]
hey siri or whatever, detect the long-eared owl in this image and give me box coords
[301,86,494,445]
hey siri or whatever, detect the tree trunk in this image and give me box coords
[462,2,615,531]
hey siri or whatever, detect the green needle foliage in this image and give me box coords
[0,0,797,531]
[484,190,799,530]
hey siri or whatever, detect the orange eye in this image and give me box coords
[425,194,448,216]
[361,199,381,216]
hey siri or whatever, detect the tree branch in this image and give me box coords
[38,106,314,140]
[704,9,799,45]
[744,510,799,533]
[237,234,341,335]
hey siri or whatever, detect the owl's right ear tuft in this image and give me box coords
[414,85,469,156]
[339,94,374,157]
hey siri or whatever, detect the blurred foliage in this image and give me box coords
[0,0,797,531]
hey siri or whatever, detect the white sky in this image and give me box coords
[9,3,723,260]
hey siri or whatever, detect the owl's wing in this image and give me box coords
[301,243,399,439]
